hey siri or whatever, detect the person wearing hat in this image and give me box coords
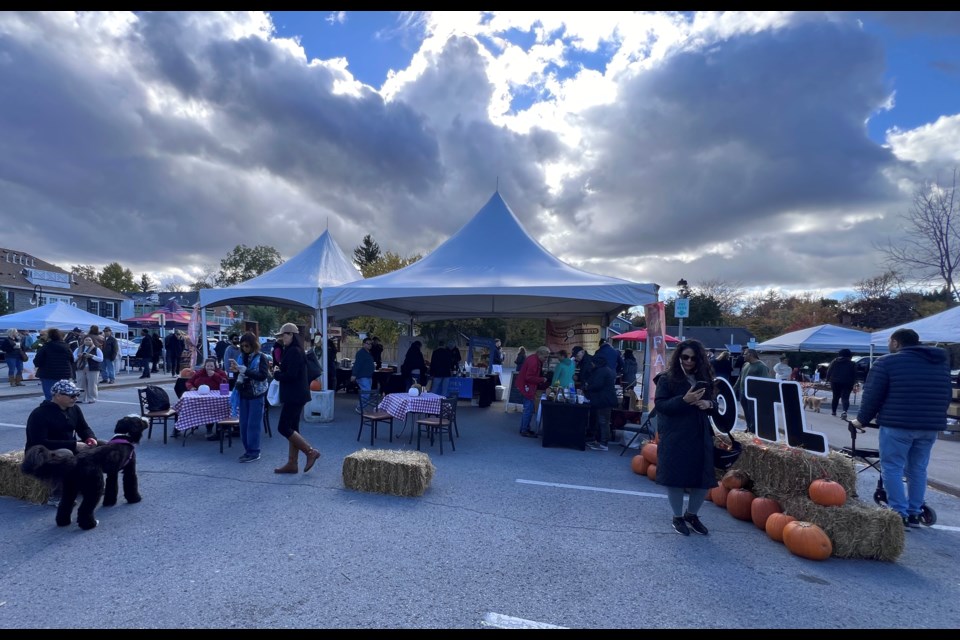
[514,346,550,438]
[25,379,99,507]
[271,323,321,474]
[826,347,857,420]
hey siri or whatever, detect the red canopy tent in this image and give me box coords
[122,301,219,330]
[612,329,680,344]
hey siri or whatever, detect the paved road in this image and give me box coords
[0,377,958,629]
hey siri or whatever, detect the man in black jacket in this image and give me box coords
[25,379,99,507]
[135,329,153,379]
[585,357,618,451]
[100,327,119,384]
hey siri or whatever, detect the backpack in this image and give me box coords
[145,385,171,412]
[305,349,322,380]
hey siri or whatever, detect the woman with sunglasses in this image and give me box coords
[654,339,717,536]
[230,332,270,463]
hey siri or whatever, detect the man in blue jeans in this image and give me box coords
[852,328,952,529]
[351,338,375,414]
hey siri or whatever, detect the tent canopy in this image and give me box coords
[612,329,680,344]
[320,192,659,322]
[754,324,887,354]
[199,230,362,313]
[871,305,960,346]
[0,301,129,335]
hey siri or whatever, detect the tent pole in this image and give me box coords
[320,306,328,391]
[201,307,208,363]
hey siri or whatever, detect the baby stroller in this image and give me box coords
[841,421,936,526]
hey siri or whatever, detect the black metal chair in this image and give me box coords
[137,387,178,445]
[357,391,394,447]
[416,397,457,454]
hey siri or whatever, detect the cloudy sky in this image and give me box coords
[2,11,959,300]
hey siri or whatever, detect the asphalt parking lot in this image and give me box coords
[1,378,958,629]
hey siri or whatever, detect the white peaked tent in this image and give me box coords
[320,191,660,322]
[0,301,128,335]
[198,229,362,360]
[754,323,886,354]
[871,305,960,346]
[199,229,362,312]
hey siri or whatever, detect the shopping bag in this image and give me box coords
[267,378,282,406]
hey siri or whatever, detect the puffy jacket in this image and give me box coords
[33,340,74,381]
[856,346,952,431]
[585,363,618,409]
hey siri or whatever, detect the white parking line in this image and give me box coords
[481,612,566,629]
[0,422,24,429]
[516,478,666,499]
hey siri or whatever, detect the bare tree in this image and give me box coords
[880,168,960,305]
[697,278,747,317]
[853,270,906,300]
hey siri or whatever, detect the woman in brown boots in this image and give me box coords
[271,323,321,474]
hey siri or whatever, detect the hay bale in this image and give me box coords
[729,431,856,499]
[0,449,50,504]
[342,449,435,497]
[781,495,905,561]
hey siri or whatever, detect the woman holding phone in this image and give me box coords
[654,339,716,536]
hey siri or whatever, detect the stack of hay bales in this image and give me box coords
[724,432,904,561]
[342,449,435,497]
[0,449,50,504]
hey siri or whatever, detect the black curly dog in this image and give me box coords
[21,416,146,530]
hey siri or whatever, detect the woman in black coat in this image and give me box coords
[825,348,857,419]
[32,328,75,401]
[654,339,716,537]
[270,324,321,474]
[400,341,426,387]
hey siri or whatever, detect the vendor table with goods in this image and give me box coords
[174,390,233,432]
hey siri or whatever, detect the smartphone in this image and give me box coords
[692,380,711,393]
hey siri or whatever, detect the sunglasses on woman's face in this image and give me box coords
[680,354,697,362]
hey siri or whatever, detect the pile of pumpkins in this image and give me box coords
[632,450,846,561]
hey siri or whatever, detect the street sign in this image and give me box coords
[675,298,690,319]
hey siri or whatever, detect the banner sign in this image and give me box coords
[545,318,601,355]
[643,302,668,409]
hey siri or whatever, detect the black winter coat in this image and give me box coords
[25,400,96,453]
[585,364,618,409]
[654,375,715,490]
[826,357,856,386]
[33,341,74,381]
[273,342,310,405]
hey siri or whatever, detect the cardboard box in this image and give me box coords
[953,388,960,400]
[948,403,960,417]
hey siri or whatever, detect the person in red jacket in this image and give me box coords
[514,346,550,438]
[185,357,228,392]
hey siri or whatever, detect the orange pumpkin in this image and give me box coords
[705,487,714,503]
[721,469,751,490]
[180,368,195,378]
[630,455,645,475]
[641,442,658,465]
[765,513,797,543]
[750,497,782,530]
[309,379,323,392]
[646,463,657,481]
[712,483,730,508]
[808,479,847,507]
[783,521,833,560]
[726,488,755,521]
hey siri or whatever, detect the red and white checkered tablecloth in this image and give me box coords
[174,391,233,432]
[378,392,444,421]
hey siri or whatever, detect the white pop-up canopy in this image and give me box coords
[320,192,660,322]
[0,301,129,336]
[754,323,887,354]
[199,229,362,313]
[871,305,960,346]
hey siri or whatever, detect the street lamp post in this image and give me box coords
[29,284,44,306]
[675,278,690,341]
